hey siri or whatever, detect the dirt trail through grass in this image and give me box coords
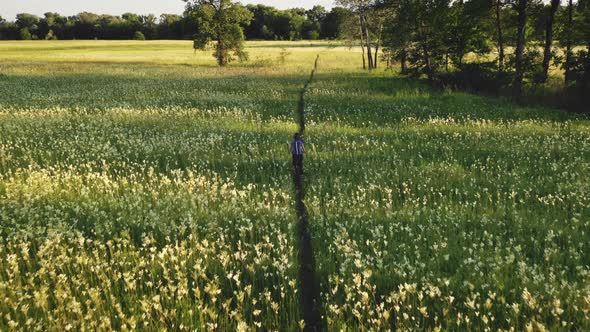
[294,56,323,331]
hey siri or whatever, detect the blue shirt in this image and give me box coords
[290,139,304,155]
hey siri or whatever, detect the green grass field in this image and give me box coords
[0,40,589,331]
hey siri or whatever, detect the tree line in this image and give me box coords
[2,0,587,109]
[341,0,588,106]
[0,5,351,41]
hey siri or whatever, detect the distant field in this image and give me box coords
[0,41,589,331]
[0,40,352,69]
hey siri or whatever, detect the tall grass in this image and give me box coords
[0,41,588,330]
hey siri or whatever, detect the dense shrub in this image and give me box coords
[19,27,32,40]
[133,31,145,40]
[437,62,510,95]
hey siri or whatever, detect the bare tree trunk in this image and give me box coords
[362,14,374,70]
[421,34,433,80]
[361,43,367,70]
[373,24,383,69]
[417,25,433,80]
[424,46,433,80]
[457,0,465,66]
[541,0,560,83]
[359,17,367,70]
[373,44,378,69]
[400,49,407,74]
[216,41,224,66]
[215,24,227,66]
[565,0,573,84]
[512,0,528,100]
[495,0,505,75]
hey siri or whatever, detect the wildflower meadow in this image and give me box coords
[0,40,589,331]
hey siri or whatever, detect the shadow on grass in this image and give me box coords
[0,67,581,125]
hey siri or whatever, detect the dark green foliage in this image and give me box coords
[133,31,145,40]
[448,0,494,66]
[0,6,354,42]
[566,0,590,91]
[45,29,57,40]
[571,50,590,90]
[185,0,252,66]
[16,13,39,39]
[382,0,589,112]
[382,0,453,78]
[15,13,40,31]
[438,61,509,94]
[19,27,32,40]
[321,7,352,39]
[303,6,326,40]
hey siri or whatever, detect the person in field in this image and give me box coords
[290,133,304,172]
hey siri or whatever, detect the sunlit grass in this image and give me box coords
[0,40,589,330]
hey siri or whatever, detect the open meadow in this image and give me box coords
[0,40,589,331]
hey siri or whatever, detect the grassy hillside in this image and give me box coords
[0,41,589,331]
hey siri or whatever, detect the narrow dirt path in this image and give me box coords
[293,55,323,331]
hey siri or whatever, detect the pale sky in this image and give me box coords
[0,0,335,20]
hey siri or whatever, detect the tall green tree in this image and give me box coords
[321,7,352,39]
[417,0,453,79]
[578,0,590,90]
[539,0,561,83]
[383,0,413,73]
[304,6,327,39]
[0,15,5,39]
[580,0,590,53]
[367,4,392,69]
[74,12,99,39]
[382,0,455,78]
[447,0,493,67]
[142,14,158,39]
[39,13,59,39]
[158,14,183,39]
[16,13,40,38]
[566,0,590,89]
[286,9,306,40]
[307,5,327,24]
[507,0,529,100]
[337,0,380,69]
[243,4,277,39]
[564,0,574,83]
[494,0,506,75]
[16,13,40,30]
[184,0,252,66]
[19,27,32,40]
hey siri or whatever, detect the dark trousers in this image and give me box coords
[292,154,303,172]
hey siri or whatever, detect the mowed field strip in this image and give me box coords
[0,41,590,330]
